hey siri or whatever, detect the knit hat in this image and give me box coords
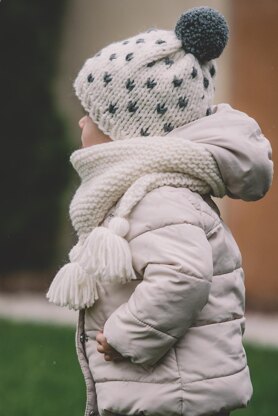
[74,7,229,140]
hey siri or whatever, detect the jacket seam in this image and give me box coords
[185,194,220,235]
[206,221,223,239]
[129,221,204,244]
[202,211,221,235]
[94,379,181,385]
[127,303,178,341]
[213,265,242,277]
[173,347,183,416]
[181,364,248,386]
[146,263,212,282]
[94,365,248,385]
[191,314,245,328]
[76,310,98,416]
[187,192,219,220]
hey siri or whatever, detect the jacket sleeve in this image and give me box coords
[103,221,213,367]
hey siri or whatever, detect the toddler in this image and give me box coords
[47,7,273,416]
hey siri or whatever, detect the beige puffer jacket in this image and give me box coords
[76,104,273,416]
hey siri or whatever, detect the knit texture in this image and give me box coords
[69,136,225,240]
[175,7,229,62]
[74,29,217,141]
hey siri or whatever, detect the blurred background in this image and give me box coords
[0,0,277,415]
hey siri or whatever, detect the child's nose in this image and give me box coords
[79,115,87,129]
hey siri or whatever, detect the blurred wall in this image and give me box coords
[229,0,278,311]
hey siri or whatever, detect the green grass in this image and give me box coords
[0,319,84,416]
[233,344,278,416]
[0,319,277,416]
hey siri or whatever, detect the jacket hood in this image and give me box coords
[168,103,273,201]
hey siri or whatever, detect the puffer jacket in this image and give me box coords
[76,104,273,416]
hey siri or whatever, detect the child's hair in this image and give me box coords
[74,7,228,140]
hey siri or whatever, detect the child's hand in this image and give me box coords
[96,330,125,362]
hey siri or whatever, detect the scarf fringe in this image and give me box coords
[46,262,99,310]
[47,217,137,310]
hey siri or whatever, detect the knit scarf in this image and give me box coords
[47,136,226,310]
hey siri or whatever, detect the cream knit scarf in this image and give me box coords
[47,136,225,310]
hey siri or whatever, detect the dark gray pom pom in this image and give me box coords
[175,7,229,62]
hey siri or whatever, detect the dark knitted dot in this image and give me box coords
[156,39,166,44]
[178,96,189,110]
[164,57,174,66]
[163,123,174,133]
[106,103,118,115]
[126,53,134,62]
[140,127,150,136]
[201,94,205,99]
[156,103,168,116]
[172,76,183,87]
[103,72,112,86]
[126,78,135,92]
[87,73,94,83]
[109,53,117,61]
[191,67,198,78]
[127,100,139,114]
[122,40,129,45]
[145,78,157,89]
[147,60,156,68]
[206,107,212,116]
[136,38,145,44]
[95,51,101,57]
[209,65,216,77]
[203,77,209,88]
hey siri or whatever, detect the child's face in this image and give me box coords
[79,115,112,148]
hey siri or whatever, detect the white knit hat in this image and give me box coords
[74,7,229,140]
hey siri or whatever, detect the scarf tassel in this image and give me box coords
[47,217,136,310]
[46,262,99,310]
[77,217,136,283]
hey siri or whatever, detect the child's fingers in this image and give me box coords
[97,344,105,353]
[96,337,113,354]
[97,343,122,359]
[96,332,106,344]
[95,332,125,361]
[96,339,110,353]
[104,353,125,362]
